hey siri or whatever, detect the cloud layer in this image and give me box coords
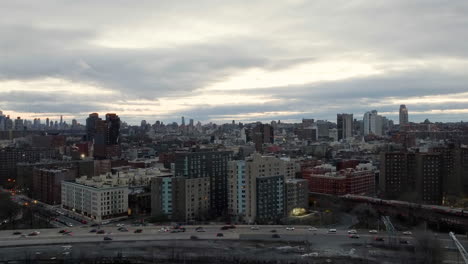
[1,0,468,124]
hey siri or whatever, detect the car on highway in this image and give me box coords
[117,227,128,232]
[134,229,143,233]
[250,226,259,230]
[347,229,357,234]
[97,230,106,234]
[89,229,97,233]
[270,229,277,233]
[116,223,125,227]
[308,227,317,232]
[349,234,360,239]
[66,223,73,227]
[28,231,40,236]
[158,227,169,232]
[190,235,198,240]
[374,236,384,242]
[369,230,378,234]
[402,231,412,236]
[196,227,205,232]
[103,236,113,241]
[272,234,281,238]
[216,233,224,237]
[12,231,22,235]
[400,239,410,244]
[285,227,295,231]
[59,229,67,233]
[328,229,337,233]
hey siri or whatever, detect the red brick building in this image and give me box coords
[302,164,375,196]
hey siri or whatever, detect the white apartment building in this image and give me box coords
[62,175,129,223]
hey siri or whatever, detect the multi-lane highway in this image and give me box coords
[0,224,464,263]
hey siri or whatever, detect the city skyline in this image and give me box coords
[2,1,468,124]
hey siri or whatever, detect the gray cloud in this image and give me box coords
[1,0,468,124]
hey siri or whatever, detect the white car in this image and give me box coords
[328,229,337,233]
[347,230,357,234]
[402,231,412,236]
[158,227,169,232]
[308,227,317,231]
[285,227,295,231]
[116,224,125,227]
[369,230,378,234]
[250,226,259,230]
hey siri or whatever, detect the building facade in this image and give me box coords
[61,176,129,223]
[32,168,76,205]
[174,150,232,217]
[337,113,353,141]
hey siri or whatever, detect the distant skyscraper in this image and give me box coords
[250,123,274,152]
[92,113,121,159]
[14,117,24,131]
[86,113,100,141]
[337,113,353,141]
[46,118,50,128]
[363,110,383,136]
[181,116,185,126]
[399,104,409,126]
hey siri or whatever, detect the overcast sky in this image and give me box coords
[1,0,468,125]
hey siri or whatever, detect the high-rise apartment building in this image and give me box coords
[227,154,304,223]
[337,113,353,141]
[380,151,456,205]
[415,153,442,204]
[151,175,211,221]
[174,149,233,217]
[380,152,416,200]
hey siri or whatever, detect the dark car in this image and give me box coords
[97,230,105,234]
[270,230,277,233]
[12,232,22,235]
[216,233,224,237]
[134,229,143,233]
[103,236,112,241]
[400,239,409,244]
[272,234,281,238]
[190,235,198,240]
[89,229,97,233]
[374,237,384,242]
[90,224,99,227]
[59,229,67,233]
[221,226,229,230]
